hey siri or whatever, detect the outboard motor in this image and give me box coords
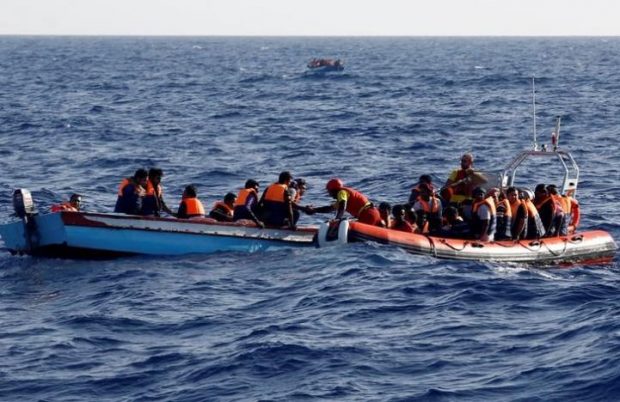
[13,189,36,219]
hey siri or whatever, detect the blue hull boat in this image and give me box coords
[0,211,319,258]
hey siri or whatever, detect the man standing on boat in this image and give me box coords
[442,153,487,206]
[114,168,148,215]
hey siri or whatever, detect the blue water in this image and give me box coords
[1,36,619,401]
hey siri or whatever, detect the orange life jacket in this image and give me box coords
[50,202,77,213]
[211,201,234,218]
[524,198,546,237]
[235,188,258,207]
[182,197,205,217]
[417,197,440,213]
[117,178,132,196]
[263,183,288,203]
[145,179,163,197]
[569,196,580,229]
[341,187,371,217]
[472,196,497,237]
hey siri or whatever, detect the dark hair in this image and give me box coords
[295,178,307,188]
[506,186,518,195]
[546,184,559,195]
[224,192,236,203]
[535,183,547,193]
[379,202,391,211]
[149,167,163,178]
[445,206,459,219]
[278,171,292,183]
[419,174,432,184]
[184,185,197,198]
[134,168,148,179]
[245,179,259,189]
[392,204,404,216]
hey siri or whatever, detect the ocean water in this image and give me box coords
[0,36,619,401]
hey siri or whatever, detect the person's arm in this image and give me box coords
[247,194,264,228]
[177,201,187,219]
[209,207,233,222]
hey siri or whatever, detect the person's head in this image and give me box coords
[546,184,559,195]
[148,168,163,184]
[183,185,197,198]
[392,204,406,222]
[278,171,293,185]
[419,174,433,185]
[419,182,433,200]
[445,206,460,223]
[294,178,307,196]
[224,192,236,207]
[326,178,344,197]
[379,202,391,219]
[134,168,148,186]
[520,188,534,200]
[486,187,500,200]
[69,193,82,209]
[460,153,474,170]
[507,186,519,203]
[245,179,260,191]
[534,183,547,198]
[472,186,485,200]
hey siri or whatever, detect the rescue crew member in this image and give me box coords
[233,179,264,228]
[521,189,546,239]
[177,185,205,219]
[313,178,383,226]
[413,183,442,233]
[506,187,528,240]
[390,204,416,233]
[470,187,496,242]
[442,153,486,205]
[114,168,148,215]
[51,193,82,212]
[142,167,173,217]
[488,188,512,241]
[259,171,295,229]
[209,192,236,222]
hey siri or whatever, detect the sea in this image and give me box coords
[0,36,619,401]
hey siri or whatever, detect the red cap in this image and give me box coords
[326,178,343,192]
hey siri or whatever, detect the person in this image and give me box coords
[51,193,82,212]
[521,188,546,239]
[378,202,392,228]
[313,178,382,226]
[488,188,512,240]
[506,187,528,240]
[408,174,434,205]
[390,204,416,233]
[233,179,264,228]
[114,168,148,215]
[289,178,315,222]
[413,183,442,233]
[142,168,174,217]
[470,187,496,242]
[209,192,236,222]
[546,185,569,236]
[442,153,486,205]
[534,183,563,236]
[259,171,295,229]
[177,185,205,219]
[439,206,470,238]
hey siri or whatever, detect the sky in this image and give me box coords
[1,0,619,36]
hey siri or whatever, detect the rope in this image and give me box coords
[438,237,469,251]
[427,235,438,257]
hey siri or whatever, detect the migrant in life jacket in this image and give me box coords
[261,183,291,226]
[209,201,234,221]
[471,196,497,240]
[414,196,442,233]
[178,197,205,219]
[509,199,528,240]
[142,179,164,216]
[233,188,259,221]
[495,198,512,240]
[114,178,145,215]
[523,198,546,239]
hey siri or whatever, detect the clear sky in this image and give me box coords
[1,0,619,36]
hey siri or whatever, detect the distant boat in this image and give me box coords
[307,58,344,72]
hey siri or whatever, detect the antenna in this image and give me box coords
[532,77,538,151]
[552,115,561,151]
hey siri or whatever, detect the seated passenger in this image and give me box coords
[142,168,174,217]
[409,174,434,205]
[506,187,528,240]
[378,202,392,228]
[534,183,563,237]
[177,185,205,219]
[259,171,295,229]
[390,204,416,233]
[470,187,496,242]
[547,184,569,236]
[413,183,442,233]
[209,192,236,222]
[439,206,470,238]
[521,189,546,239]
[114,168,148,215]
[51,193,82,212]
[488,188,512,241]
[233,179,264,228]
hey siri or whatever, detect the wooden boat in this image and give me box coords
[0,192,319,258]
[307,58,344,72]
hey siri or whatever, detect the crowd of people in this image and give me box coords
[51,154,581,243]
